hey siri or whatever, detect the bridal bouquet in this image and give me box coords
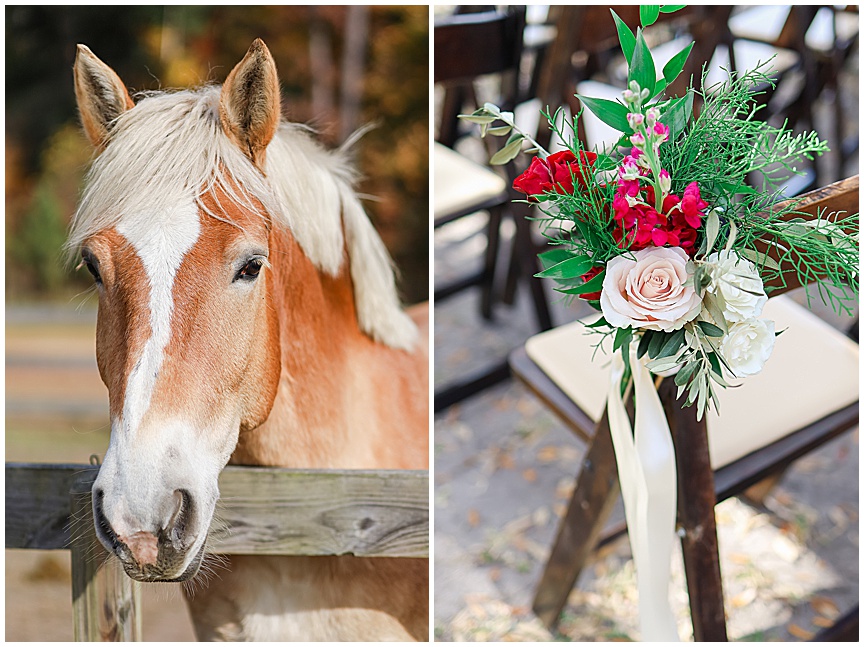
[463,6,858,421]
[462,7,858,639]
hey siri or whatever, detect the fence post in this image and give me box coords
[70,471,142,641]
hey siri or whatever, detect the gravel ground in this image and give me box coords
[434,279,858,641]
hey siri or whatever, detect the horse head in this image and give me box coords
[72,41,285,582]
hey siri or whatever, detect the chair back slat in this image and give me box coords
[434,9,526,85]
[758,175,859,294]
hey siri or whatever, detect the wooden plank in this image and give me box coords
[714,402,859,502]
[5,464,428,558]
[5,463,84,550]
[210,466,429,558]
[70,474,141,641]
[759,175,859,295]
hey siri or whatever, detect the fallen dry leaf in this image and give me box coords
[496,451,515,470]
[812,616,835,628]
[522,468,537,483]
[467,508,481,528]
[728,553,751,566]
[810,595,840,619]
[787,623,815,640]
[536,445,560,463]
[489,566,501,583]
[730,588,757,608]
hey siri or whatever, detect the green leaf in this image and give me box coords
[593,153,620,172]
[489,134,524,165]
[660,5,687,13]
[487,125,512,136]
[622,336,632,377]
[657,328,686,358]
[738,247,781,271]
[705,208,721,255]
[611,9,637,63]
[584,316,610,329]
[647,329,667,358]
[674,361,698,386]
[613,326,633,353]
[556,270,605,295]
[646,356,681,373]
[458,114,497,125]
[662,41,694,85]
[715,181,759,195]
[697,321,725,337]
[707,352,723,376]
[576,95,632,133]
[702,294,728,335]
[661,90,693,140]
[628,30,656,98]
[535,255,594,280]
[636,330,654,359]
[538,248,576,270]
[640,5,661,27]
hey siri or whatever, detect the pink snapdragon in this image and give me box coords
[652,122,670,144]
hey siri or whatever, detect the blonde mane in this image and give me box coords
[69,86,417,350]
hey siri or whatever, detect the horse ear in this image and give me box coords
[73,44,134,151]
[220,39,281,169]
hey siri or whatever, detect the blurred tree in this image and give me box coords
[5,5,429,303]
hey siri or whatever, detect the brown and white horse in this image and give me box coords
[70,40,428,641]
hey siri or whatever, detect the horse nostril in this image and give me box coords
[92,488,121,551]
[166,489,192,546]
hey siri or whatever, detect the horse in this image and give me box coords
[69,39,429,641]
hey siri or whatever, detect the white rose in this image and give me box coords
[721,318,775,377]
[600,246,702,331]
[705,250,767,322]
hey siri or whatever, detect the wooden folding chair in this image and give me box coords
[435,7,554,410]
[510,176,860,640]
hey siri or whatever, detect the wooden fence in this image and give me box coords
[6,462,429,641]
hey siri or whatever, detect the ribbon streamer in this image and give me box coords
[608,348,680,641]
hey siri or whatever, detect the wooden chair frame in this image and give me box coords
[510,176,859,640]
[434,7,553,411]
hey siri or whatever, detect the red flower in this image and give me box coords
[611,181,707,257]
[680,182,707,229]
[579,266,604,301]
[512,156,551,197]
[513,150,597,199]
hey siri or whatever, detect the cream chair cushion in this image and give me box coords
[525,294,859,469]
[434,142,508,219]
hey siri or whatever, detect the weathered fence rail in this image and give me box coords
[6,462,429,641]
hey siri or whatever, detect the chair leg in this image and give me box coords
[533,410,619,628]
[502,214,520,306]
[659,381,728,642]
[513,211,553,331]
[480,205,503,320]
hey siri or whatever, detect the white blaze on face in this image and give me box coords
[116,200,201,432]
[95,198,212,556]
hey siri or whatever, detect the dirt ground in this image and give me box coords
[5,307,197,641]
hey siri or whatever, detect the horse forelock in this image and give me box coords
[69,85,417,350]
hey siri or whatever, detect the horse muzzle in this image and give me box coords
[92,486,206,582]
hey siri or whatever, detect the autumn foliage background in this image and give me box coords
[5,5,429,304]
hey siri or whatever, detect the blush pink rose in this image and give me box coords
[600,246,702,331]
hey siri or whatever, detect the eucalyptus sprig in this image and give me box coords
[458,103,549,165]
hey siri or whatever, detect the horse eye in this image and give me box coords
[81,252,102,284]
[235,258,263,282]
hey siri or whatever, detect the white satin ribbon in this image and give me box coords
[607,348,680,641]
